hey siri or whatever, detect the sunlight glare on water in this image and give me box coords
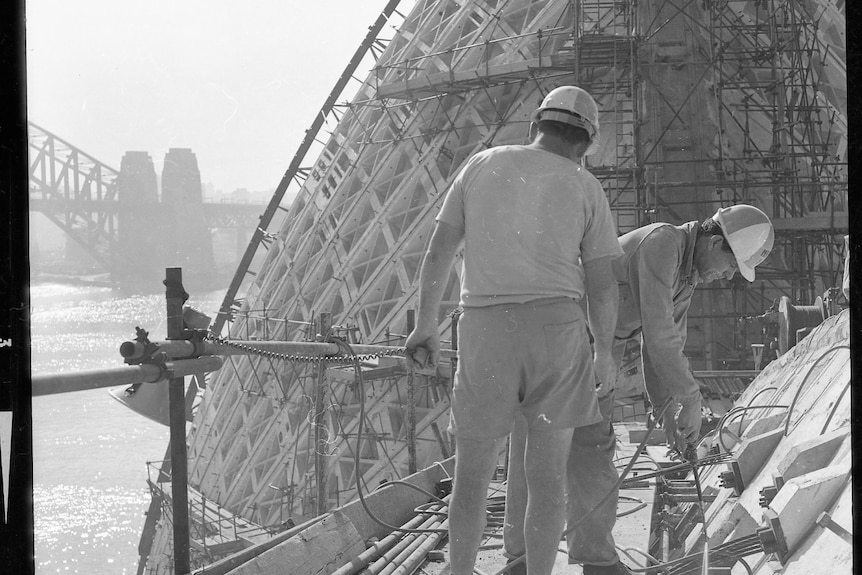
[31,282,225,574]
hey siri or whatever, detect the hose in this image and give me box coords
[332,338,447,535]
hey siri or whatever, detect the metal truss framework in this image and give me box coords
[142,0,847,571]
[28,122,121,270]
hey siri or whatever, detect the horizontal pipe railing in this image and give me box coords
[31,356,224,396]
[119,339,457,361]
[31,338,456,397]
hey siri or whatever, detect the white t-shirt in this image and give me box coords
[437,145,622,307]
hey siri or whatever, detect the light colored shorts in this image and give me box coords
[448,297,603,439]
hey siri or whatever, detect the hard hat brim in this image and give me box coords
[531,108,595,137]
[530,108,600,154]
[737,258,756,282]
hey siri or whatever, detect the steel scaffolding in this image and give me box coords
[140,2,847,572]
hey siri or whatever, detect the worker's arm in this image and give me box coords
[583,254,619,392]
[643,344,702,447]
[405,220,463,369]
[631,231,702,443]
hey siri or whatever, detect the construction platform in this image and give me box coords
[192,309,850,575]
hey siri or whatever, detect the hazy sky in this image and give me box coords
[25,1,400,195]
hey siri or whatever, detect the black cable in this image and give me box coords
[373,479,447,506]
[819,378,851,435]
[736,386,777,433]
[333,339,511,540]
[333,338,448,534]
[616,495,648,517]
[644,534,763,574]
[620,452,733,486]
[717,404,788,452]
[783,344,850,436]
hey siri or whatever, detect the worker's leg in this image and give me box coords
[449,434,506,575]
[566,389,620,566]
[504,297,603,573]
[523,425,574,575]
[502,414,528,560]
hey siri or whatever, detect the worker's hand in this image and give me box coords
[404,326,440,375]
[683,442,699,465]
[675,394,703,447]
[593,351,617,396]
[659,411,677,450]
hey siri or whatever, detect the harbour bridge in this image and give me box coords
[28,121,265,281]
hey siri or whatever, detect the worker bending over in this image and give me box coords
[504,203,774,574]
[405,85,621,575]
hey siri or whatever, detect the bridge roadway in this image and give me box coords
[28,193,265,230]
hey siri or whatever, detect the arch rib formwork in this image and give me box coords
[191,0,585,534]
[140,1,847,572]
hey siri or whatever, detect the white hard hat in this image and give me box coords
[531,86,601,155]
[713,205,774,282]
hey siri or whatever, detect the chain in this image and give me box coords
[205,334,407,364]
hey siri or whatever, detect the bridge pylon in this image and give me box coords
[160,148,217,282]
[116,151,164,283]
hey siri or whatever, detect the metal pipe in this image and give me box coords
[406,310,417,475]
[120,339,457,360]
[363,511,444,575]
[166,268,191,575]
[31,356,223,396]
[378,513,448,575]
[389,517,449,575]
[661,527,670,564]
[314,313,331,517]
[329,511,431,575]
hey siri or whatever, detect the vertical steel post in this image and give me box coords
[314,312,331,516]
[165,268,190,575]
[406,310,417,474]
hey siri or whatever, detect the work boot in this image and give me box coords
[582,561,633,575]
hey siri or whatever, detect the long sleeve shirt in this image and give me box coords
[612,221,702,406]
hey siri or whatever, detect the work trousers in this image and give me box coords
[564,389,619,566]
[563,335,633,565]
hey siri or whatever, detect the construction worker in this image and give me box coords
[504,204,775,574]
[405,85,622,575]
